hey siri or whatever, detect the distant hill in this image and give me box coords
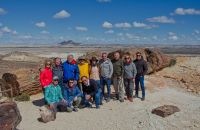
[58,40,81,46]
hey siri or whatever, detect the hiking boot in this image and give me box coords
[73,108,78,112]
[96,106,100,109]
[119,99,124,102]
[141,97,145,101]
[128,98,133,102]
[116,94,119,100]
[133,95,138,98]
[106,98,111,102]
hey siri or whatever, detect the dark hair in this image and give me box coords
[81,76,88,80]
[67,79,74,84]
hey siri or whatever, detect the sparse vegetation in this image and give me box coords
[169,59,177,67]
[15,93,30,102]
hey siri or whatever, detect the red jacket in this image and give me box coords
[40,67,53,88]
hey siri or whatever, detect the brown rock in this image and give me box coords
[152,105,180,117]
[0,101,22,130]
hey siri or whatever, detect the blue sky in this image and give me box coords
[0,0,200,45]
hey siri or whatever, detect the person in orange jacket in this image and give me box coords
[40,60,53,93]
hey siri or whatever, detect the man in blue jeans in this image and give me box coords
[134,52,148,101]
[81,76,101,109]
[99,52,113,102]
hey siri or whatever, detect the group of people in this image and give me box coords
[40,51,148,112]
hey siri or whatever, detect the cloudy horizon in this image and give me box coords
[0,0,200,45]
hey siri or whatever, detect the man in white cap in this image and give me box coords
[44,76,67,112]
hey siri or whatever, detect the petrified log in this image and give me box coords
[152,105,180,117]
[39,106,56,123]
[0,101,22,130]
[2,73,20,97]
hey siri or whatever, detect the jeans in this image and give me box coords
[68,97,82,108]
[124,78,134,98]
[83,88,101,108]
[100,77,111,99]
[113,76,124,100]
[135,76,145,98]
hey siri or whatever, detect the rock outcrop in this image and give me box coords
[0,101,22,130]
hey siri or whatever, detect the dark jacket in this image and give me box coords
[63,60,79,83]
[133,58,148,77]
[63,85,82,106]
[112,59,124,77]
[52,65,63,86]
[82,79,98,96]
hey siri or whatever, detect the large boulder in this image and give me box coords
[85,48,175,74]
[0,101,22,130]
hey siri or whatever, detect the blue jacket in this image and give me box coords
[63,84,82,106]
[63,60,79,82]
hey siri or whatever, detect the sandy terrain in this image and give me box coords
[16,77,200,130]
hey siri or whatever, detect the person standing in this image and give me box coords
[99,53,113,102]
[40,60,53,92]
[78,57,89,91]
[52,57,63,88]
[134,52,148,101]
[112,51,124,102]
[123,54,137,102]
[63,54,79,85]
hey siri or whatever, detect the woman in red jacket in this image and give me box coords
[40,60,53,92]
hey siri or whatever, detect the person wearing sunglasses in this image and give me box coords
[81,76,101,109]
[44,76,67,112]
[40,60,53,93]
[78,56,89,92]
[123,54,137,102]
[133,52,148,101]
[63,79,82,112]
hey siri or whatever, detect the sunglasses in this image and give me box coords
[69,82,74,84]
[125,57,130,60]
[53,79,58,81]
[137,55,141,57]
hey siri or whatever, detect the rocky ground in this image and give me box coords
[0,49,200,130]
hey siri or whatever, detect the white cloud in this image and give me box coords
[41,30,49,34]
[53,10,71,19]
[0,8,6,15]
[97,0,111,3]
[35,21,46,28]
[133,22,147,28]
[1,26,12,33]
[117,33,123,36]
[19,35,32,39]
[174,8,200,15]
[194,30,200,34]
[75,26,88,32]
[152,35,158,40]
[146,16,175,23]
[115,22,132,28]
[0,23,3,27]
[105,30,114,34]
[12,30,18,35]
[168,32,178,40]
[102,21,113,29]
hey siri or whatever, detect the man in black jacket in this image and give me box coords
[81,76,101,109]
[134,52,148,101]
